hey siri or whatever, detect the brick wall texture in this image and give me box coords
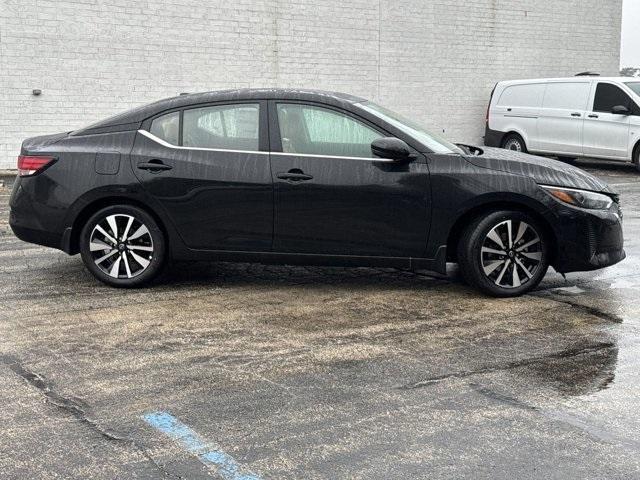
[0,0,622,169]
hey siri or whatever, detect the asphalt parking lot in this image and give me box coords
[1,159,640,479]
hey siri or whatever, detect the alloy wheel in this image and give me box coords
[480,219,543,289]
[88,214,154,279]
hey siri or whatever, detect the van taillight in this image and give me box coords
[17,155,55,177]
[486,85,497,124]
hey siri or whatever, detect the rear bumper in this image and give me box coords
[551,202,625,273]
[483,125,505,148]
[9,177,70,253]
[9,221,63,250]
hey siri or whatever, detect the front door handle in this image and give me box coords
[277,171,313,182]
[571,112,582,117]
[137,160,173,172]
[588,114,599,119]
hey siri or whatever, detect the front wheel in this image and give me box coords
[457,211,549,297]
[80,205,166,287]
[634,146,640,172]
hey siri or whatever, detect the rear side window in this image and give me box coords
[276,104,382,158]
[183,104,259,151]
[150,112,180,145]
[497,84,545,108]
[543,82,591,110]
[593,83,634,113]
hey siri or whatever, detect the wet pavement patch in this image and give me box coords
[1,163,640,479]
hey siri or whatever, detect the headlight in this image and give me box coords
[540,185,613,210]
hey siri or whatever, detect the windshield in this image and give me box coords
[357,101,465,155]
[624,82,640,97]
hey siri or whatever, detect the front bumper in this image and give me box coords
[551,201,625,273]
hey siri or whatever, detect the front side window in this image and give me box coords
[276,104,383,158]
[183,104,259,151]
[150,112,180,145]
[593,83,634,113]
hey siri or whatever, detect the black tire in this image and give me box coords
[634,145,640,172]
[457,210,549,297]
[80,205,166,287]
[501,133,527,153]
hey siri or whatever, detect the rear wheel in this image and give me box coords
[501,133,527,153]
[80,205,166,287]
[457,210,549,297]
[634,145,640,172]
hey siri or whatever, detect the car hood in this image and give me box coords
[466,147,613,193]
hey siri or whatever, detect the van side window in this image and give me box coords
[593,83,635,113]
[498,84,545,108]
[542,83,591,110]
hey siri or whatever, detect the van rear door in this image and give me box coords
[536,81,592,156]
[490,83,544,150]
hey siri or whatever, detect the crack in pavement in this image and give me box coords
[0,354,182,479]
[396,341,616,390]
[470,383,640,451]
[533,294,623,323]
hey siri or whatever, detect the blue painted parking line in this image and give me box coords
[143,411,262,480]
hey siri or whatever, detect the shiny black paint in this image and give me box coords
[9,89,625,276]
[271,153,431,257]
[267,99,431,257]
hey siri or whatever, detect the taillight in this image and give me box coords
[17,155,55,177]
[486,84,497,125]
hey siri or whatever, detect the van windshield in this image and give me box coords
[357,102,465,155]
[624,82,640,96]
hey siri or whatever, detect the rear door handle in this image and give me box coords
[277,172,313,182]
[137,160,173,172]
[588,114,599,119]
[571,113,582,117]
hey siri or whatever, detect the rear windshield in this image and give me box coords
[624,82,640,96]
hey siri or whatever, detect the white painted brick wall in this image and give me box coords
[0,0,622,169]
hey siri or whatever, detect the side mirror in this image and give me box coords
[611,105,631,115]
[371,138,412,161]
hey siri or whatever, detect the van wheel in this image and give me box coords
[80,205,166,287]
[634,146,640,172]
[457,210,549,297]
[501,134,527,153]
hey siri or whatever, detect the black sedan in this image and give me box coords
[9,89,625,296]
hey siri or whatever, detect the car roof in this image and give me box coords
[497,76,640,86]
[73,88,368,135]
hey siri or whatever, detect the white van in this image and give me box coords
[484,75,640,170]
